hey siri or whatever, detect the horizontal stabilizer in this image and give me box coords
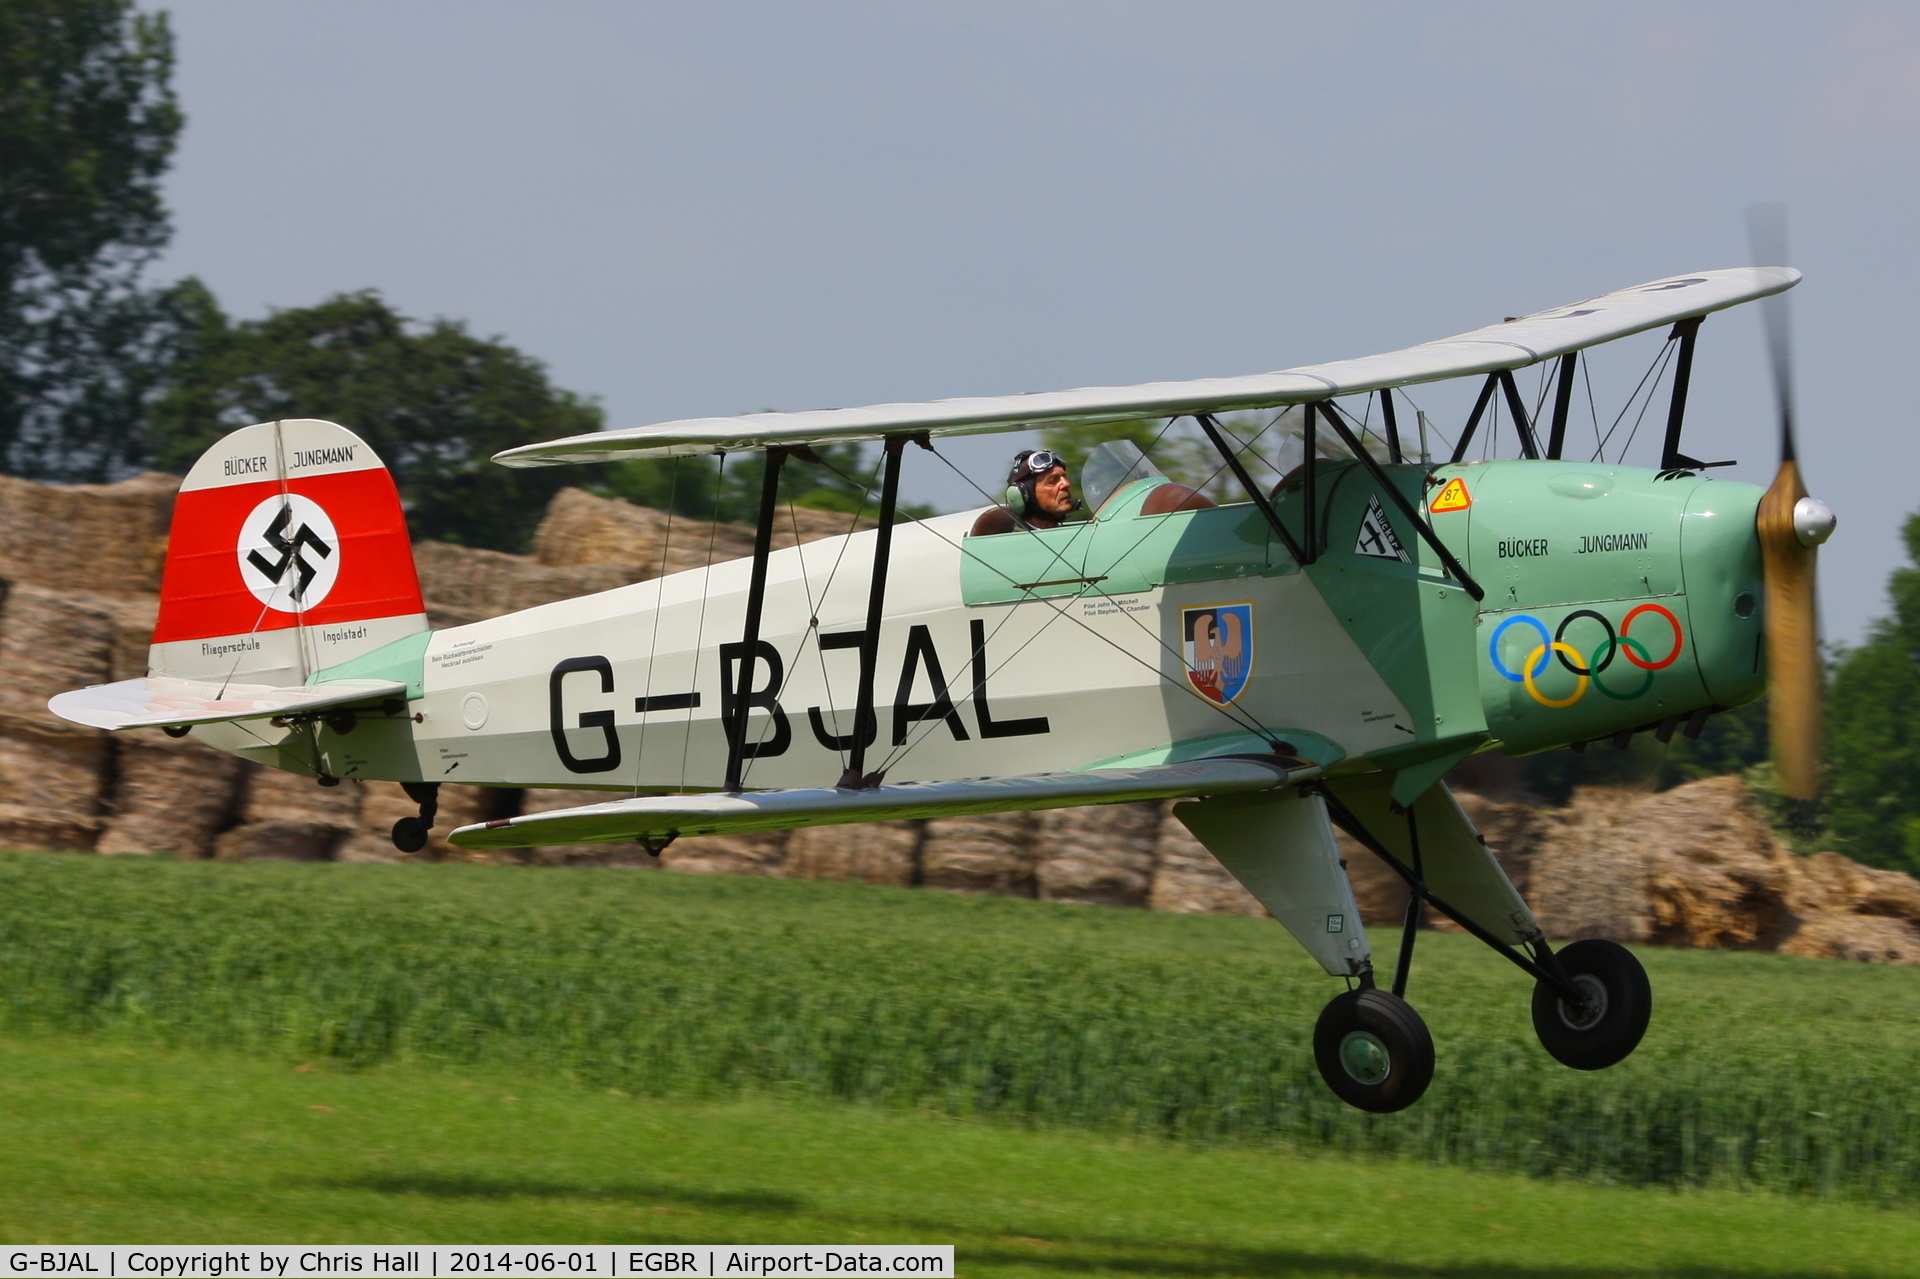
[449,757,1309,849]
[494,267,1797,464]
[49,676,407,732]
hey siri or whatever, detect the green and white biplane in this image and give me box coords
[50,265,1832,1113]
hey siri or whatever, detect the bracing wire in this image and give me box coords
[1613,341,1677,464]
[1530,362,1553,430]
[678,453,728,789]
[629,455,683,794]
[739,450,886,787]
[871,495,1281,776]
[1590,338,1676,464]
[875,437,1288,770]
[1392,386,1454,460]
[1582,355,1602,459]
[788,455,888,779]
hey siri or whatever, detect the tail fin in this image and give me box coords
[151,419,426,686]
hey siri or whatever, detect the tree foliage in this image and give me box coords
[589,440,912,530]
[1825,511,1920,873]
[148,289,606,552]
[0,0,184,480]
[1036,416,1244,499]
[1519,698,1770,806]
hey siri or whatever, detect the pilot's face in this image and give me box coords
[1033,465,1074,518]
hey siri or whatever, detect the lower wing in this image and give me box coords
[449,756,1313,849]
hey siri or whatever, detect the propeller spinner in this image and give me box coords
[1748,204,1835,802]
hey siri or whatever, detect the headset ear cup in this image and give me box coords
[1006,485,1025,513]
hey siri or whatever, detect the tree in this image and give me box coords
[1825,511,1920,873]
[1519,698,1770,805]
[590,439,911,528]
[148,289,606,553]
[0,0,184,480]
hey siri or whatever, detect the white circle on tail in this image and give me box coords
[236,494,341,612]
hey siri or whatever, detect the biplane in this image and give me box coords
[50,264,1833,1113]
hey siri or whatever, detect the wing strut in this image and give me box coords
[1378,390,1403,464]
[1313,401,1485,602]
[1449,374,1500,464]
[725,445,788,791]
[1545,352,1577,459]
[840,433,921,788]
[1657,317,1702,471]
[1656,317,1732,472]
[1496,370,1541,459]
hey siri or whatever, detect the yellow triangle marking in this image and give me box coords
[1429,477,1472,513]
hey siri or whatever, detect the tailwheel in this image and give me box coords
[1531,938,1652,1070]
[390,816,430,853]
[1312,988,1434,1113]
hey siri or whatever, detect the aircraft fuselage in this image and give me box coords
[199,459,1768,795]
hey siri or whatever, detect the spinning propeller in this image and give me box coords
[1747,204,1836,802]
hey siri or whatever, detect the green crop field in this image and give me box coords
[1,848,1918,1205]
[7,1033,1920,1276]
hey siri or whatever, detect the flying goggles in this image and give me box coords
[1009,449,1064,479]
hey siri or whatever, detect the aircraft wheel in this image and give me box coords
[390,816,430,853]
[1312,988,1434,1113]
[1531,938,1651,1070]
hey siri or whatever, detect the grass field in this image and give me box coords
[5,1033,1920,1276]
[2,849,1919,1203]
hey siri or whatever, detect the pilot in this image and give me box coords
[970,448,1080,536]
[970,446,1221,535]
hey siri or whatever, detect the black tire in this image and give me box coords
[390,816,430,853]
[1312,988,1435,1113]
[1531,938,1652,1070]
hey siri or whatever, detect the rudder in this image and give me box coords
[151,419,426,687]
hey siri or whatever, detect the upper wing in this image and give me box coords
[494,267,1798,465]
[49,676,407,731]
[448,757,1307,849]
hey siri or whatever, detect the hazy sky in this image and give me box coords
[151,1,1920,642]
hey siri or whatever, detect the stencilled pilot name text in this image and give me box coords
[1577,532,1651,554]
[224,455,270,477]
[201,637,261,656]
[1497,539,1549,558]
[1083,595,1150,617]
[291,446,356,469]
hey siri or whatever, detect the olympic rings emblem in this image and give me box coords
[1488,604,1683,707]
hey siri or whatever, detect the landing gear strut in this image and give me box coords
[1313,800,1439,1112]
[390,781,440,853]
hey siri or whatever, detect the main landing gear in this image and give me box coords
[1313,778,1651,1112]
[1313,986,1434,1113]
[1307,933,1652,1113]
[1530,937,1652,1070]
[390,781,440,853]
[1173,776,1653,1114]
